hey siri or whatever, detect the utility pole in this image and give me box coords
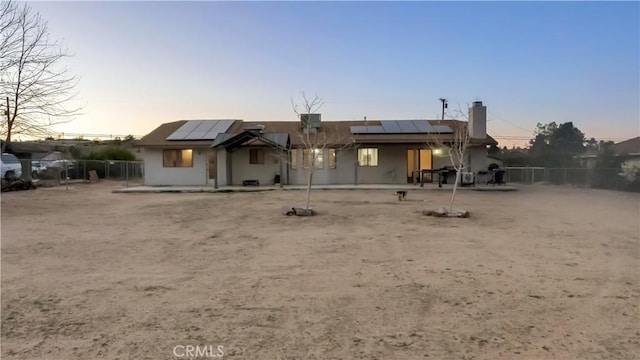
[439,98,448,120]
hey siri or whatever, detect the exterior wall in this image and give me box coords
[213,143,491,186]
[143,147,208,186]
[287,148,357,185]
[216,148,228,186]
[467,146,489,173]
[229,147,283,186]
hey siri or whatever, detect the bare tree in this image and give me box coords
[427,107,471,213]
[287,92,355,211]
[1,0,81,151]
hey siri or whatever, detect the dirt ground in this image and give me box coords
[1,182,639,360]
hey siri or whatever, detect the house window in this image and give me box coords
[358,148,378,166]
[303,148,323,169]
[249,149,265,164]
[328,149,336,169]
[163,149,193,167]
[290,149,298,169]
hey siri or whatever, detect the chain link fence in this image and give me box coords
[16,158,144,186]
[504,166,639,192]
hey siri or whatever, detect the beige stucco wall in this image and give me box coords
[467,146,490,173]
[228,147,284,186]
[287,148,358,185]
[143,147,208,186]
[213,143,491,186]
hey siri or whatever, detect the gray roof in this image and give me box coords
[212,131,290,149]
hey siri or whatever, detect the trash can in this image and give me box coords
[439,169,449,186]
[493,169,505,185]
[274,172,281,185]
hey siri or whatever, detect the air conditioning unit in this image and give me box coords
[460,172,474,186]
[301,113,321,133]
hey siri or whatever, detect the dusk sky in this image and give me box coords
[28,1,639,147]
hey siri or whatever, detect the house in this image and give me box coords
[576,136,640,169]
[136,101,498,186]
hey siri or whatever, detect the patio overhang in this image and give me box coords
[211,130,290,152]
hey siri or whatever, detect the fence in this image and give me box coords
[17,159,144,187]
[503,166,639,192]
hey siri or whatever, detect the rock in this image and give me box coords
[281,206,296,216]
[281,206,315,216]
[422,208,470,218]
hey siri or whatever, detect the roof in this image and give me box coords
[613,136,640,155]
[137,120,241,147]
[137,119,498,148]
[212,131,290,149]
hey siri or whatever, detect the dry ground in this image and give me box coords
[1,182,639,360]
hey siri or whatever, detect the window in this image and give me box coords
[290,149,298,169]
[358,148,378,166]
[163,149,193,167]
[328,149,336,169]
[249,149,265,164]
[303,148,323,169]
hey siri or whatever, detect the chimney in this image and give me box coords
[468,101,486,139]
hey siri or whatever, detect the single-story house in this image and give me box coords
[137,101,498,186]
[576,136,640,169]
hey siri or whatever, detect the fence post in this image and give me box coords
[563,168,567,185]
[531,167,534,183]
[64,161,68,191]
[126,161,129,188]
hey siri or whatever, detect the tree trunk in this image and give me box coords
[305,168,313,210]
[449,169,462,213]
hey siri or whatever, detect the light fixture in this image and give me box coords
[434,149,442,155]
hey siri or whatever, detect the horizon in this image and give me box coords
[16,1,640,147]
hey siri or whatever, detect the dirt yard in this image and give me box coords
[1,182,639,359]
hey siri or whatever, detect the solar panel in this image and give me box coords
[186,120,217,140]
[367,126,384,133]
[203,119,234,139]
[397,121,418,133]
[380,121,401,133]
[412,120,432,133]
[166,120,205,140]
[433,125,453,133]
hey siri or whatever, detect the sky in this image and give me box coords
[23,0,640,147]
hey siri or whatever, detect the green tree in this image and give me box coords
[528,122,586,167]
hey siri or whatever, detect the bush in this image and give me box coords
[86,146,135,161]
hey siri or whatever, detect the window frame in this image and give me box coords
[249,148,265,165]
[290,148,298,169]
[162,149,194,168]
[328,148,336,169]
[358,148,378,167]
[303,148,324,169]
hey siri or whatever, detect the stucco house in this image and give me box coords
[137,101,497,186]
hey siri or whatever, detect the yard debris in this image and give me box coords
[281,206,315,216]
[1,178,37,192]
[422,208,470,218]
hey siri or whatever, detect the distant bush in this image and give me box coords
[86,146,135,161]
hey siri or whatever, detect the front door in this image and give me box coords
[407,149,433,183]
[208,150,217,185]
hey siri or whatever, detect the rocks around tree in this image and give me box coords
[281,206,315,216]
[422,207,470,218]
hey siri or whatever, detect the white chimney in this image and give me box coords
[468,101,486,139]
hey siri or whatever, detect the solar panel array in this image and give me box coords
[166,120,235,140]
[350,120,452,134]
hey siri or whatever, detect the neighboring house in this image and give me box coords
[576,136,640,169]
[137,101,498,186]
[613,136,640,167]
